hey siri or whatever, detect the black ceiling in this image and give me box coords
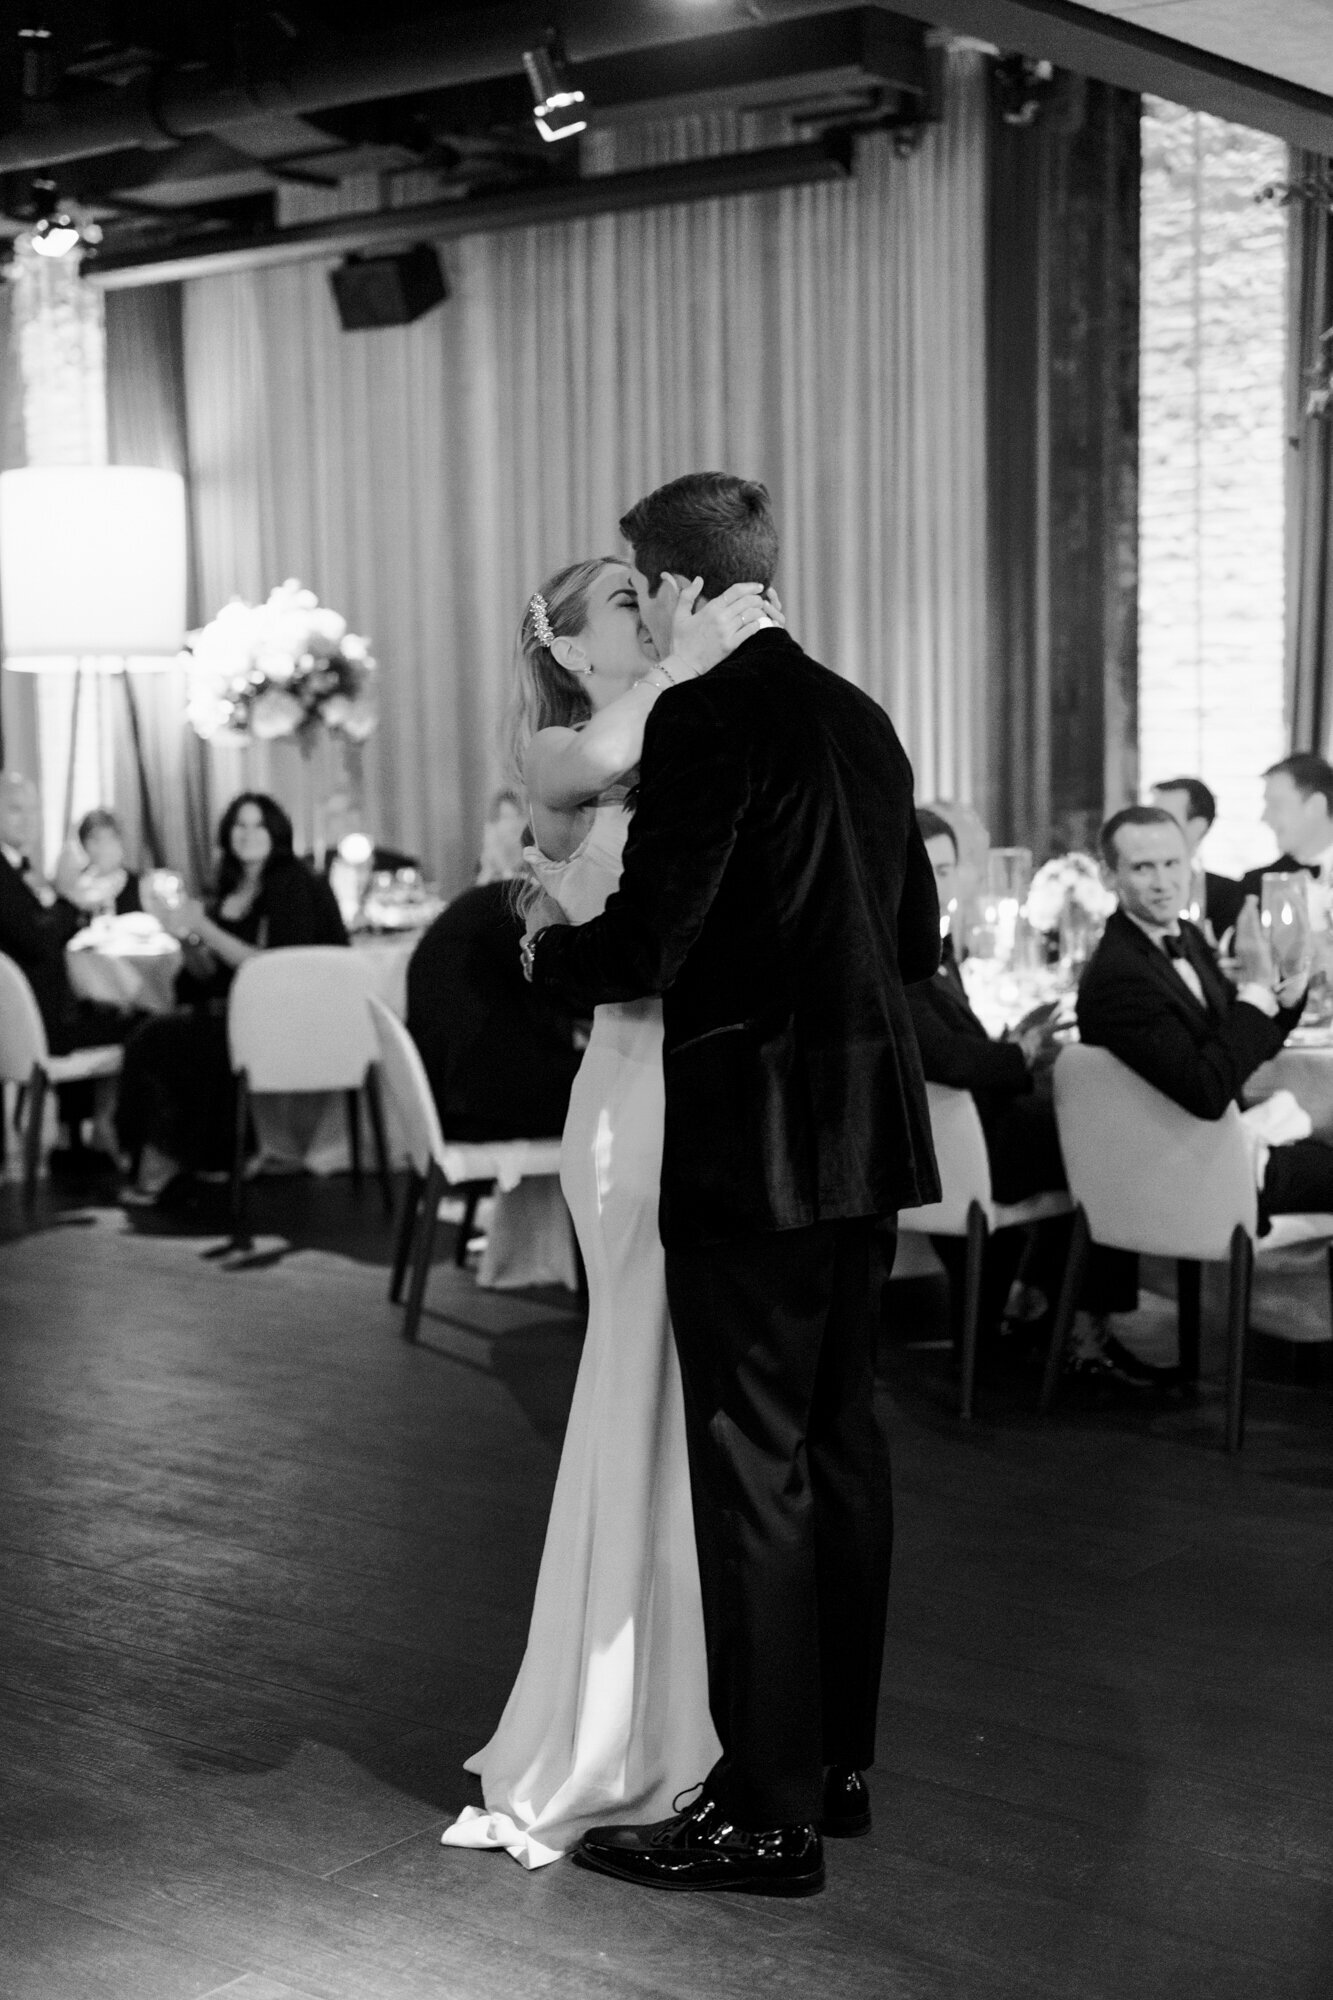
[1,3,934,275]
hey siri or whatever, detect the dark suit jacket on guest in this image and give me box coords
[1236,853,1311,913]
[1204,870,1245,940]
[406,883,581,1143]
[1076,908,1301,1120]
[0,850,84,1051]
[905,940,1030,1107]
[532,627,941,1247]
[906,940,1069,1205]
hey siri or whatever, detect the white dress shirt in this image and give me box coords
[1124,910,1278,1017]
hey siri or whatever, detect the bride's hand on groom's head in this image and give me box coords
[668,577,774,674]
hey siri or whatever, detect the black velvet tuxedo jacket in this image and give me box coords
[1075,908,1301,1121]
[0,851,83,1050]
[532,627,942,1248]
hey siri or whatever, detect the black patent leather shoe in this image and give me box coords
[821,1766,871,1837]
[575,1794,824,1896]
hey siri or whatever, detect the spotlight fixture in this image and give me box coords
[522,34,587,144]
[30,211,81,258]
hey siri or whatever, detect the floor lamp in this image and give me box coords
[0,466,188,866]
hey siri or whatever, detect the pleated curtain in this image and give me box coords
[1286,149,1333,755]
[181,48,990,891]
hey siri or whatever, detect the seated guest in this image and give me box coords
[1238,752,1333,901]
[1079,805,1333,1241]
[63,808,142,916]
[0,772,138,1158]
[116,792,347,1202]
[909,811,1144,1380]
[407,881,582,1142]
[910,811,1064,1201]
[1149,776,1243,939]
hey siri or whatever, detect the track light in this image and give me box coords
[30,212,81,258]
[523,35,587,143]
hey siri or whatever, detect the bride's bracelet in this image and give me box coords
[641,660,700,693]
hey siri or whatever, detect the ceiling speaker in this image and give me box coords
[328,244,449,330]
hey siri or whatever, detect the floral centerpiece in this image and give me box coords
[1025,851,1117,935]
[184,580,377,747]
[1025,850,1118,978]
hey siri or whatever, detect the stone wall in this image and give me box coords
[1138,98,1287,878]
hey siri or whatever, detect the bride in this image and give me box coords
[441,556,773,1869]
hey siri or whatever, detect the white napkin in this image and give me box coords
[1240,1088,1313,1188]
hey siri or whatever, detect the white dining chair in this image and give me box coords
[0,951,124,1209]
[1044,1044,1333,1450]
[368,996,565,1340]
[898,1082,1073,1420]
[226,946,391,1243]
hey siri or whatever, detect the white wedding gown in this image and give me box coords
[441,800,719,1869]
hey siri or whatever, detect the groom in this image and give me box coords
[525,472,940,1896]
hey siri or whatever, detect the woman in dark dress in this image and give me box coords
[117,792,347,1201]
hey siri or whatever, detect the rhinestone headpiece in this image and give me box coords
[529,592,555,649]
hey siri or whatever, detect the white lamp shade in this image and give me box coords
[0,465,187,666]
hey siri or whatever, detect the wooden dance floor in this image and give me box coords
[1,1174,1331,1999]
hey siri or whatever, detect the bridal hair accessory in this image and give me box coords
[531,589,592,672]
[529,593,556,648]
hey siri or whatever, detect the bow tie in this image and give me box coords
[1162,932,1188,960]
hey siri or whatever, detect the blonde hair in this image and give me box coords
[503,555,616,924]
[503,557,616,788]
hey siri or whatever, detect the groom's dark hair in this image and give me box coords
[619,472,778,600]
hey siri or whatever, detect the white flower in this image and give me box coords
[305,608,348,657]
[340,632,369,663]
[1026,853,1116,933]
[337,696,378,741]
[185,691,233,740]
[249,689,304,740]
[320,694,351,728]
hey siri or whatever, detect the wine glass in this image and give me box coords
[1261,872,1312,982]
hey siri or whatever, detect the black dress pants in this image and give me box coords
[664,1215,891,1829]
[1261,1136,1333,1221]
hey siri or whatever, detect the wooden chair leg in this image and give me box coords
[1225,1225,1254,1454]
[346,1089,363,1188]
[1040,1205,1090,1412]
[402,1160,445,1342]
[230,1071,251,1248]
[389,1169,423,1303]
[959,1202,988,1422]
[364,1067,393,1216]
[453,1182,486,1269]
[1176,1258,1202,1384]
[22,1065,47,1211]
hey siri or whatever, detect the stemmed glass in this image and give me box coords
[985,847,1033,970]
[1260,872,1312,982]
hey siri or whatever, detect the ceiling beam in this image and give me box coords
[893,0,1333,152]
[82,140,852,290]
[0,1,863,176]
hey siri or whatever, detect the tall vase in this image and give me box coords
[1057,895,1103,984]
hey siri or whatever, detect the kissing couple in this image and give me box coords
[442,471,940,1895]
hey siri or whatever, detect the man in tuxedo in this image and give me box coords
[910,811,1149,1384]
[1237,752,1333,904]
[526,472,940,1896]
[0,772,135,1154]
[1078,805,1333,1224]
[1149,775,1244,939]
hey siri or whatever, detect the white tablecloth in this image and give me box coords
[68,921,577,1291]
[66,919,182,1015]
